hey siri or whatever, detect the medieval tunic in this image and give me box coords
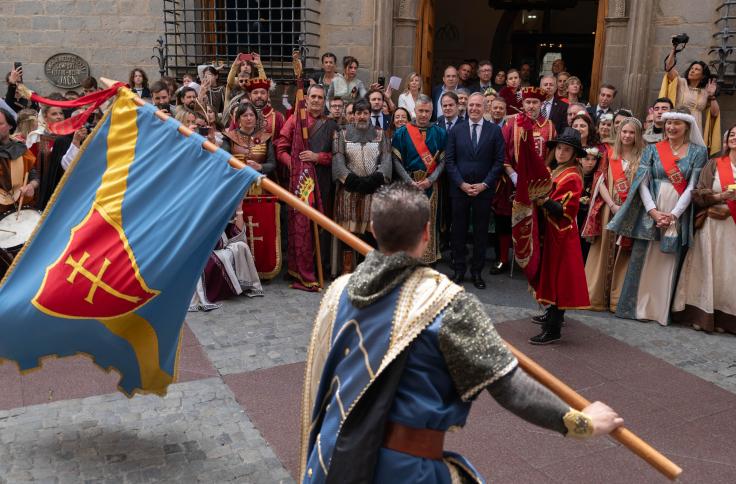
[276,112,337,290]
[300,252,582,484]
[532,162,590,309]
[332,126,392,234]
[583,153,639,312]
[672,157,736,333]
[391,124,447,264]
[493,114,555,219]
[0,140,37,213]
[608,143,707,325]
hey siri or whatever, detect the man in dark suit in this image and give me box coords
[431,66,459,120]
[586,84,617,123]
[366,88,392,130]
[435,91,462,132]
[540,75,568,133]
[445,93,505,289]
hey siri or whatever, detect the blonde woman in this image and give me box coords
[565,76,584,104]
[10,109,38,144]
[398,72,422,120]
[583,117,644,311]
[608,109,708,325]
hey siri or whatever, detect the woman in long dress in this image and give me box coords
[607,110,707,325]
[672,124,736,334]
[662,49,720,155]
[583,118,644,311]
[189,103,268,310]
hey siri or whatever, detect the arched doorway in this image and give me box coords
[417,0,607,100]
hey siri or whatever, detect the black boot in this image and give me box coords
[532,306,566,325]
[529,307,562,345]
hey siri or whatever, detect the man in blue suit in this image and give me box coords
[445,93,505,288]
[431,66,459,120]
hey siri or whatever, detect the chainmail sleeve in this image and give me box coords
[378,131,393,182]
[439,291,571,435]
[438,291,517,401]
[486,366,569,435]
[332,130,350,182]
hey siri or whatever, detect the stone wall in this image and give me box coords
[648,0,736,126]
[1,0,164,95]
[317,0,384,84]
[601,0,735,127]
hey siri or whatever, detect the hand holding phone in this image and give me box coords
[237,53,254,63]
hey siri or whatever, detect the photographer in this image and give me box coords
[662,33,721,155]
[151,80,175,115]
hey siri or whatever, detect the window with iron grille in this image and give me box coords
[162,0,320,82]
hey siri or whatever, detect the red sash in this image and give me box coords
[716,156,736,224]
[406,124,436,174]
[609,157,630,203]
[655,141,688,194]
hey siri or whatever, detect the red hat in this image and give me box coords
[243,77,271,92]
[521,87,546,101]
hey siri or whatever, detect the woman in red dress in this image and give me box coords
[530,127,591,344]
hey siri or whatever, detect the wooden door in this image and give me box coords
[589,0,608,101]
[414,0,435,95]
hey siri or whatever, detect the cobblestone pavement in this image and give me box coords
[0,378,293,484]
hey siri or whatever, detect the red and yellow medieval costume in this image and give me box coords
[532,161,591,309]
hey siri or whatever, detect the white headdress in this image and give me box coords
[661,112,705,147]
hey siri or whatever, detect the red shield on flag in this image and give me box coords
[242,196,282,279]
[33,206,159,319]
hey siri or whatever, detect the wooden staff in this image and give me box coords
[16,172,29,220]
[101,78,680,480]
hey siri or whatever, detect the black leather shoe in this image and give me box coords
[451,271,465,284]
[529,329,561,345]
[531,309,566,325]
[472,274,486,289]
[488,261,507,275]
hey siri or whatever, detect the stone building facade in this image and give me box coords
[3,0,735,123]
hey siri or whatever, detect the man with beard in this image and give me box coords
[244,74,285,147]
[367,88,391,130]
[0,108,38,214]
[151,81,175,115]
[275,84,337,291]
[331,99,392,275]
[491,87,556,275]
[176,87,198,115]
[391,94,447,264]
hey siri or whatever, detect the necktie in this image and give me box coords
[373,115,381,128]
[544,101,551,118]
[597,109,603,118]
[471,123,479,149]
[446,120,453,131]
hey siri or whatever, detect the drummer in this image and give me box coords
[0,108,38,213]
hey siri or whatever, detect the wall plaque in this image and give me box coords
[44,53,90,89]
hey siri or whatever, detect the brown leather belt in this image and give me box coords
[383,421,445,460]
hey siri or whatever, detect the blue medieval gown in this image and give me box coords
[607,142,707,325]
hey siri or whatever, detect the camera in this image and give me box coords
[671,33,689,47]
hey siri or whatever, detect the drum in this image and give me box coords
[0,206,42,256]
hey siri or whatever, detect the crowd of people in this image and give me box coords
[1,44,734,339]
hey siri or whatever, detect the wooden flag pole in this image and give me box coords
[101,79,681,480]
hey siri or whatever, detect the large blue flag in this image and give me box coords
[0,88,260,396]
